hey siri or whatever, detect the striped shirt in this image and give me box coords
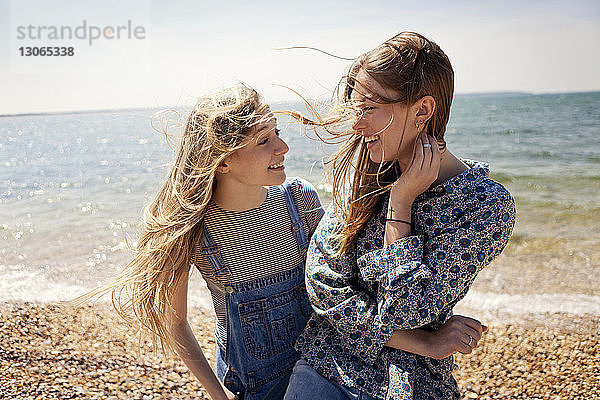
[192,177,324,349]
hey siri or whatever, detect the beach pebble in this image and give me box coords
[1,302,598,399]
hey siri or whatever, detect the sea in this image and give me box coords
[1,92,599,319]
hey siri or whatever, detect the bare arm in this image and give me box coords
[169,270,235,400]
[386,315,487,359]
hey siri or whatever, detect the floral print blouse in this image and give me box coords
[295,160,516,400]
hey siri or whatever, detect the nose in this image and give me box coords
[275,135,289,155]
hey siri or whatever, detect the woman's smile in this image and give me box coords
[363,134,380,150]
[268,160,285,171]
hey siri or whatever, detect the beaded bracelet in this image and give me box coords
[385,218,411,225]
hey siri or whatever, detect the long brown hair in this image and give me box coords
[75,84,269,354]
[303,32,455,255]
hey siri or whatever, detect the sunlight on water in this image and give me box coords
[1,92,599,308]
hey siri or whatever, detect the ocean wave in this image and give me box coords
[0,267,213,309]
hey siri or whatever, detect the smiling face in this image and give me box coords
[350,69,420,164]
[223,111,289,187]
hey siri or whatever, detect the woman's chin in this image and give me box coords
[369,153,397,164]
[274,172,287,185]
[368,152,383,164]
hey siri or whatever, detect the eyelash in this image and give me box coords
[258,129,280,145]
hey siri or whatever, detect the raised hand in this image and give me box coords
[389,132,441,208]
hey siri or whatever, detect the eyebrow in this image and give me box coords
[352,95,379,105]
[252,124,276,142]
[350,87,373,103]
[256,123,275,134]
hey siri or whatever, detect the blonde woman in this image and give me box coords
[83,84,489,400]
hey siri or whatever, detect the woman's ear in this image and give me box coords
[216,160,230,174]
[415,95,436,123]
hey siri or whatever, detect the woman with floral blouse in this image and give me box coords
[284,32,516,400]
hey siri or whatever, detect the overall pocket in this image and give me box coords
[238,300,272,359]
[238,284,308,360]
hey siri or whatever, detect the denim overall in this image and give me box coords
[201,182,312,400]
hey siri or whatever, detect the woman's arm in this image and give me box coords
[384,132,439,246]
[306,216,494,365]
[386,315,486,359]
[306,148,514,366]
[305,211,398,365]
[169,269,235,400]
[360,133,516,330]
[305,199,509,365]
[358,189,515,330]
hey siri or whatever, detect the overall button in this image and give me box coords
[225,286,234,294]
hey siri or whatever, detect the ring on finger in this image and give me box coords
[467,335,474,347]
[423,144,432,148]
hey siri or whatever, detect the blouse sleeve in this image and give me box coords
[359,189,516,329]
[305,208,396,365]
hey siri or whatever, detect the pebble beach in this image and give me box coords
[1,302,598,399]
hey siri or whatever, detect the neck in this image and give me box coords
[397,148,468,188]
[212,178,268,211]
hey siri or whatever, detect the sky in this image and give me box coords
[1,0,599,114]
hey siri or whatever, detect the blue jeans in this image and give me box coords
[284,359,377,400]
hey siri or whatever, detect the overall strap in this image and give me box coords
[280,180,309,252]
[200,224,234,290]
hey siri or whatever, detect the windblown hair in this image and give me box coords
[298,32,455,255]
[75,84,269,354]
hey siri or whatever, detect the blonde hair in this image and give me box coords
[75,84,269,354]
[296,32,454,255]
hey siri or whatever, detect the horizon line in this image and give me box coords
[2,89,599,118]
